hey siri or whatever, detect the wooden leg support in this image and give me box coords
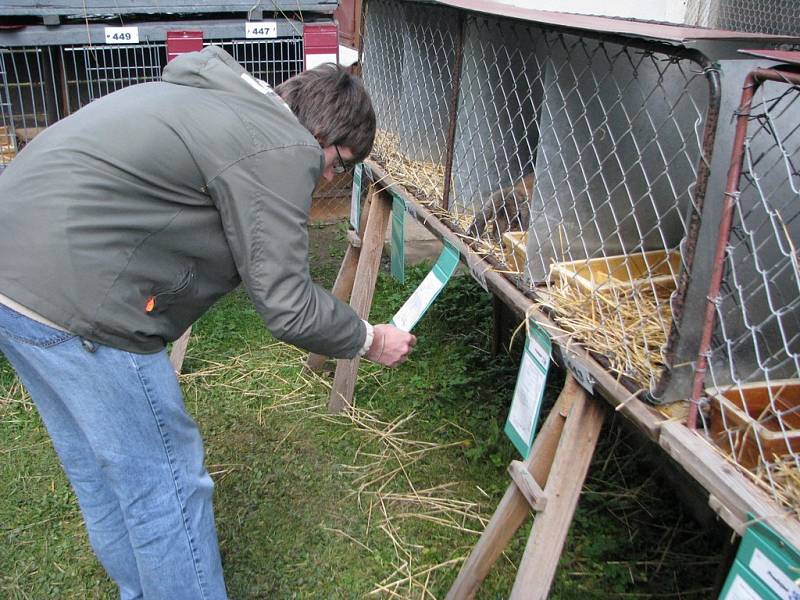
[446,375,605,600]
[306,193,374,372]
[328,186,392,413]
[169,326,192,374]
[305,242,360,372]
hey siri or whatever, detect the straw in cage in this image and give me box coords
[702,379,800,514]
[371,129,448,205]
[771,456,800,518]
[371,128,679,393]
[534,250,680,392]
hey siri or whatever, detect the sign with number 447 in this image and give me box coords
[245,21,278,39]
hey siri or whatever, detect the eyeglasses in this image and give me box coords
[333,145,354,175]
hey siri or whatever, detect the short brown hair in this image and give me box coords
[276,64,376,162]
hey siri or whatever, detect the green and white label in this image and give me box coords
[505,321,552,458]
[350,163,363,230]
[723,575,761,600]
[390,194,405,283]
[390,240,459,332]
[750,548,799,599]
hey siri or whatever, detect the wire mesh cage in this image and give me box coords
[692,66,800,509]
[311,171,355,223]
[0,46,61,167]
[0,25,305,170]
[59,37,303,113]
[60,43,166,113]
[362,0,459,206]
[360,0,719,400]
[685,0,800,36]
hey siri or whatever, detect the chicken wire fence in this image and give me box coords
[361,0,719,399]
[684,0,800,37]
[691,67,800,508]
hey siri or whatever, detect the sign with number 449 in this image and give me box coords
[105,27,139,44]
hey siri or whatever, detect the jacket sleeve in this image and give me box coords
[207,145,367,358]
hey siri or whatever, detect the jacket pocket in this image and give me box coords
[146,266,196,315]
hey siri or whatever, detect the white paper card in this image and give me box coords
[508,350,546,443]
[391,271,442,333]
[749,548,799,599]
[104,27,139,44]
[245,21,278,39]
[723,575,762,600]
[527,333,550,367]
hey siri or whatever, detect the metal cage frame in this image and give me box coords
[0,19,306,168]
[690,63,800,505]
[360,0,722,403]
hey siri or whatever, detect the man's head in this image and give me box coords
[276,64,376,166]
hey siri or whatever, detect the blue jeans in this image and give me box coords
[0,303,227,600]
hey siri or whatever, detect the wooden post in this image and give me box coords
[509,381,605,599]
[445,375,605,599]
[169,326,192,374]
[328,186,392,412]
[306,191,374,372]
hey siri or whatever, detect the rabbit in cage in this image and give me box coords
[466,172,534,238]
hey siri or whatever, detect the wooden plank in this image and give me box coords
[328,186,391,412]
[509,386,606,599]
[508,460,547,511]
[306,191,373,371]
[305,243,358,371]
[659,420,800,548]
[169,326,192,374]
[445,375,582,600]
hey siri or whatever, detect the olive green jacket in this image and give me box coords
[0,46,366,357]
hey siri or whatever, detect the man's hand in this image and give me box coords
[365,324,416,367]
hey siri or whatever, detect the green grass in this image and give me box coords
[0,224,724,599]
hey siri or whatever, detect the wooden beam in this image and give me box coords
[508,460,547,511]
[509,383,605,599]
[445,375,582,600]
[306,189,373,371]
[660,420,800,548]
[328,186,392,412]
[169,326,192,374]
[305,245,359,372]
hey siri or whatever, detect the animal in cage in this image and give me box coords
[0,127,44,165]
[467,172,534,239]
[0,126,15,162]
[14,127,44,151]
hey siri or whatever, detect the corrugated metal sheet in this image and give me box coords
[1,1,337,17]
[432,0,799,44]
[738,49,800,65]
